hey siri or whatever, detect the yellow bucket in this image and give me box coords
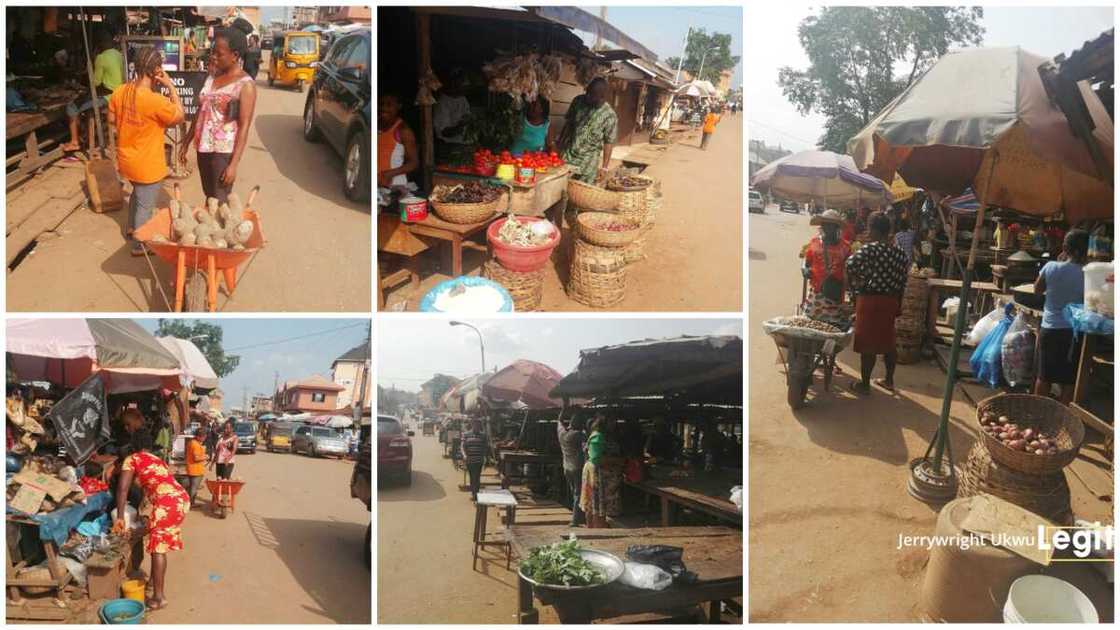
[121,579,146,602]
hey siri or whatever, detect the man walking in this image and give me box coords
[701,107,721,150]
[461,419,489,501]
[557,412,588,526]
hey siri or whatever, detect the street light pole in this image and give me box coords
[698,45,718,84]
[449,321,486,373]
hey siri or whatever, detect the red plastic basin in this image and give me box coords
[486,216,560,272]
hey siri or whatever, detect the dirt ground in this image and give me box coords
[383,114,743,311]
[143,450,370,624]
[7,57,371,313]
[747,208,1114,622]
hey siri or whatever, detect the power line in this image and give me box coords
[748,119,818,146]
[224,323,368,352]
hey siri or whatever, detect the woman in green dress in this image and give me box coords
[579,416,624,528]
[558,77,617,183]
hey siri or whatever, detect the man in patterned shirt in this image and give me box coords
[846,211,909,394]
[558,77,617,183]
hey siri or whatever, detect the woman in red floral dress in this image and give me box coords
[113,425,190,610]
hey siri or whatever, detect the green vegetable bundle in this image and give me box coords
[519,539,606,587]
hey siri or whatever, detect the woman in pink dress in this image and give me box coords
[180,26,256,203]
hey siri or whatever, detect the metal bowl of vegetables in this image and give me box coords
[518,540,625,592]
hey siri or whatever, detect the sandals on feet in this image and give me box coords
[874,378,896,393]
[848,381,871,396]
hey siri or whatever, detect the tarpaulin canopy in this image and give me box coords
[443,372,492,413]
[750,150,891,208]
[308,415,353,428]
[676,80,718,98]
[157,337,219,391]
[552,336,743,405]
[482,360,563,410]
[848,46,1113,222]
[7,319,181,393]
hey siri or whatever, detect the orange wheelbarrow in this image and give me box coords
[205,478,245,519]
[133,183,265,312]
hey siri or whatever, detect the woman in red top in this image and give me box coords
[113,424,190,610]
[801,210,852,328]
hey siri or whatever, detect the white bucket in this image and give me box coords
[1003,575,1099,623]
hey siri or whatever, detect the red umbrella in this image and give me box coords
[481,360,563,410]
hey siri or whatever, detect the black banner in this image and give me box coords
[161,71,208,120]
[46,373,110,465]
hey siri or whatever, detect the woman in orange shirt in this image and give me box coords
[108,47,184,255]
[701,108,720,150]
[184,427,207,506]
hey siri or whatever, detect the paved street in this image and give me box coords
[7,57,371,312]
[150,450,370,624]
[747,208,1113,622]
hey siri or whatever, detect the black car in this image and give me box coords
[233,422,257,454]
[303,28,371,202]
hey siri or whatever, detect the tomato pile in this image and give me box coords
[438,148,564,176]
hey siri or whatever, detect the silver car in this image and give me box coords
[292,425,349,458]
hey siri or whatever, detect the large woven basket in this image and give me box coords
[568,239,626,308]
[616,189,649,224]
[644,185,661,226]
[576,212,642,248]
[568,179,619,212]
[957,442,1072,524]
[976,394,1085,475]
[606,175,654,192]
[484,260,544,312]
[430,193,505,224]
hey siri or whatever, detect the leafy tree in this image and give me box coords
[665,28,740,85]
[155,320,241,377]
[777,6,984,153]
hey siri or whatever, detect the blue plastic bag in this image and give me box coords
[970,303,1014,388]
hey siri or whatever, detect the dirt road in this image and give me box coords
[386,115,743,311]
[150,450,370,624]
[377,429,523,624]
[7,67,371,312]
[747,208,1113,622]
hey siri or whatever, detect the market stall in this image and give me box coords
[6,319,183,621]
[512,525,742,624]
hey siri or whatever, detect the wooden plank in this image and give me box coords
[6,171,85,234]
[5,192,86,266]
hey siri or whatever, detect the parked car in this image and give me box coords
[748,189,764,213]
[350,414,372,568]
[292,425,349,458]
[303,28,371,202]
[266,421,297,452]
[233,422,257,454]
[377,415,412,486]
[779,200,800,214]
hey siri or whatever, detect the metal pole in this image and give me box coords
[79,7,106,152]
[451,321,486,373]
[674,26,690,85]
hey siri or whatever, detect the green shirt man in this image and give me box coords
[559,78,618,183]
[94,47,125,93]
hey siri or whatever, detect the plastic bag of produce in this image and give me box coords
[967,307,1004,346]
[1001,312,1035,388]
[970,304,1014,388]
[619,561,672,591]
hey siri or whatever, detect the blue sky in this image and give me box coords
[748,5,1115,151]
[574,6,743,87]
[137,319,370,408]
[377,318,742,392]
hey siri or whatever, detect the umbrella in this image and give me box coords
[157,337,219,391]
[481,360,563,410]
[750,150,891,208]
[676,80,717,98]
[848,46,1113,222]
[7,319,181,393]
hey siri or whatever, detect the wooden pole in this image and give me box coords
[417,12,434,191]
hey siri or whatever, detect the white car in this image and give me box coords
[748,190,764,213]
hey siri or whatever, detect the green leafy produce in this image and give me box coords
[519,539,606,587]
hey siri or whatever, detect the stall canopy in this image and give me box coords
[676,80,718,98]
[443,372,492,413]
[157,336,218,391]
[7,319,181,393]
[552,336,743,405]
[750,150,892,208]
[482,360,563,410]
[529,6,656,62]
[848,46,1113,222]
[308,415,353,429]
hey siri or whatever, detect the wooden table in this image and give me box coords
[6,515,72,621]
[625,471,742,527]
[510,525,742,624]
[405,212,499,278]
[473,489,518,571]
[926,278,1001,344]
[6,106,68,188]
[433,168,570,219]
[496,449,562,490]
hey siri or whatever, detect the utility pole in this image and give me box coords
[674,26,691,85]
[242,386,248,416]
[594,7,607,51]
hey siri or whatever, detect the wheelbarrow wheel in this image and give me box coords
[184,270,207,312]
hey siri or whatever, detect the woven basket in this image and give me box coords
[430,193,505,224]
[568,239,626,308]
[606,175,654,192]
[616,189,649,225]
[622,236,646,265]
[16,566,53,595]
[644,185,661,226]
[483,260,544,312]
[976,394,1085,475]
[958,442,1072,524]
[896,344,922,364]
[576,212,642,248]
[568,179,619,212]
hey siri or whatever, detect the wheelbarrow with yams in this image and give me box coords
[205,478,245,519]
[133,183,265,312]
